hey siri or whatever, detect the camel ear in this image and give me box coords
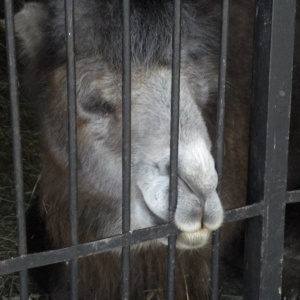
[1,3,48,61]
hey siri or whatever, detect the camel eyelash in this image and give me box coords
[81,94,115,116]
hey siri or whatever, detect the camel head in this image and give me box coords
[11,2,223,250]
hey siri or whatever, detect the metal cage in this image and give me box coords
[1,0,299,299]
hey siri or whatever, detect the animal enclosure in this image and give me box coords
[0,0,300,299]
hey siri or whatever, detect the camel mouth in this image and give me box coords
[176,227,211,249]
[157,227,211,250]
[138,187,218,250]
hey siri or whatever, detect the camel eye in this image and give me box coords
[81,94,115,116]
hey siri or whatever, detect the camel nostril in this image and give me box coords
[174,204,203,233]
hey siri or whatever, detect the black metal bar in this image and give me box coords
[0,206,268,273]
[167,234,177,300]
[244,1,296,299]
[169,0,182,221]
[0,224,178,276]
[167,0,182,299]
[121,1,131,298]
[211,0,229,299]
[4,1,28,298]
[0,202,269,277]
[215,0,229,198]
[286,190,300,204]
[224,203,263,223]
[64,0,78,298]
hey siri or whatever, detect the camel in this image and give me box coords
[7,0,299,299]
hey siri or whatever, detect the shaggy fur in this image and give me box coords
[7,0,300,299]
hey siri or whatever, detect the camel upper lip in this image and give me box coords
[137,189,167,224]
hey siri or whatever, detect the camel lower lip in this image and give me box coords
[176,227,211,249]
[157,227,211,249]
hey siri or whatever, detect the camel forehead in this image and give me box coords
[49,60,193,109]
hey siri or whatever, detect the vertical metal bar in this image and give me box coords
[167,0,181,299]
[211,0,229,299]
[4,1,28,299]
[65,0,78,298]
[121,0,131,299]
[244,0,296,299]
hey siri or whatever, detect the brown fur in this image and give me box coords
[7,0,299,299]
[34,3,254,299]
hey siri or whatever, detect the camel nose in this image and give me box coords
[177,143,218,200]
[174,178,223,233]
[174,175,223,233]
[157,155,217,200]
[172,142,223,232]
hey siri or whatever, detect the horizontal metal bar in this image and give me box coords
[286,190,300,204]
[0,202,265,277]
[224,203,263,223]
[0,201,267,277]
[0,224,178,276]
